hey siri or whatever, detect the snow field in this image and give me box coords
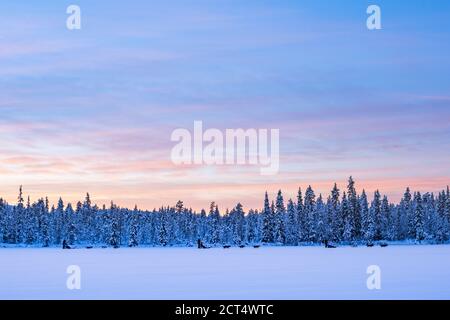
[1,245,449,299]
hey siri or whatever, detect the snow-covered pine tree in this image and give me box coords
[341,192,353,243]
[380,195,390,240]
[296,188,306,243]
[33,198,50,247]
[128,205,139,247]
[231,203,245,245]
[207,202,221,245]
[157,208,169,247]
[445,188,450,229]
[372,190,382,241]
[53,198,64,246]
[422,193,437,241]
[329,183,341,242]
[347,177,361,240]
[396,200,406,240]
[0,198,5,243]
[23,199,34,245]
[286,199,298,245]
[271,200,276,233]
[246,209,260,244]
[436,190,449,242]
[109,202,121,247]
[274,190,286,245]
[186,208,197,246]
[387,203,398,241]
[413,192,425,242]
[315,194,327,243]
[360,190,373,244]
[197,209,207,242]
[66,203,76,245]
[304,186,316,242]
[15,186,25,244]
[262,192,273,244]
[3,205,15,244]
[401,187,414,239]
[220,209,232,245]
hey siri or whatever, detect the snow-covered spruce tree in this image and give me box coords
[220,209,232,245]
[422,193,436,241]
[109,202,121,247]
[157,208,168,247]
[347,177,361,240]
[341,192,353,243]
[128,206,139,247]
[32,198,50,247]
[231,203,245,245]
[53,198,64,246]
[3,205,15,244]
[274,190,286,245]
[79,193,91,243]
[0,198,5,242]
[286,199,298,245]
[270,201,277,242]
[2,187,23,244]
[387,204,398,241]
[23,200,34,244]
[256,210,263,243]
[197,209,207,242]
[0,199,11,244]
[380,195,390,241]
[41,212,50,247]
[15,186,25,244]
[65,203,76,245]
[262,192,273,244]
[304,186,317,243]
[396,188,411,240]
[372,190,382,241]
[174,200,185,245]
[414,192,425,242]
[402,187,414,239]
[296,188,306,243]
[245,209,253,244]
[329,183,341,242]
[360,190,374,244]
[396,199,406,240]
[166,206,177,245]
[229,206,238,245]
[184,208,196,246]
[325,196,335,241]
[246,209,261,245]
[444,188,450,234]
[207,202,221,246]
[75,201,83,240]
[146,209,159,245]
[315,195,328,243]
[436,190,449,242]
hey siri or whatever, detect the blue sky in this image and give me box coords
[1,0,449,210]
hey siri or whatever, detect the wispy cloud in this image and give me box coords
[1,0,449,210]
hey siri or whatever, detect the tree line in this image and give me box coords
[1,177,449,247]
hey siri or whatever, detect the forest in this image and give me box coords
[1,177,449,248]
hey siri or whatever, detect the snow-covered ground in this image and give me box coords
[1,245,449,300]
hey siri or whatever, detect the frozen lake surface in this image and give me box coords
[1,245,449,299]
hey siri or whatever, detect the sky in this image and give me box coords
[1,0,449,211]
